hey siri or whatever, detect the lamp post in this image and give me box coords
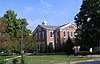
[21,23,24,64]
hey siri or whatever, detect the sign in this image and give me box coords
[90,48,92,52]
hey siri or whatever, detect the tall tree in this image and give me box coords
[3,10,17,36]
[0,10,35,54]
[0,17,7,33]
[1,10,33,53]
[74,0,100,48]
[66,37,74,54]
[0,17,8,51]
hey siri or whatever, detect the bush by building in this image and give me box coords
[48,43,54,53]
[40,42,46,53]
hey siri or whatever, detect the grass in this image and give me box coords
[5,55,99,64]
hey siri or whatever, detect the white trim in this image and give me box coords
[60,23,76,29]
[36,33,38,40]
[39,32,41,40]
[63,30,66,38]
[50,31,53,38]
[42,31,45,39]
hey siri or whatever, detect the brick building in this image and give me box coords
[33,21,77,52]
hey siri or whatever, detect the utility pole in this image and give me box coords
[21,23,24,64]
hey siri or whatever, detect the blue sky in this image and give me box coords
[0,0,82,31]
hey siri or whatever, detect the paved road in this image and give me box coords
[74,60,100,64]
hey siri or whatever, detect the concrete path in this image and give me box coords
[4,56,21,61]
[71,55,100,64]
[74,60,100,64]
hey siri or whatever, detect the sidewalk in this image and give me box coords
[4,56,21,61]
[56,55,100,64]
[71,55,100,64]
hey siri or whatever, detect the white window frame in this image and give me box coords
[50,31,53,37]
[42,31,45,39]
[67,31,70,37]
[36,33,38,40]
[56,31,59,43]
[63,30,66,37]
[39,32,41,40]
[71,31,73,37]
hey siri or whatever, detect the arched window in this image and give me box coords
[50,31,53,37]
[68,31,70,37]
[39,32,41,40]
[42,31,45,39]
[71,31,73,37]
[36,33,38,40]
[64,31,66,37]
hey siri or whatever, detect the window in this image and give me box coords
[36,33,38,40]
[39,32,41,40]
[56,31,59,38]
[42,31,45,39]
[56,32,58,43]
[37,44,39,49]
[50,31,53,37]
[71,31,73,37]
[64,31,66,37]
[68,31,70,37]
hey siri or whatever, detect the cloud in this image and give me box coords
[25,6,34,11]
[40,0,51,10]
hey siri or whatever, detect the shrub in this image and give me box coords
[0,57,6,64]
[62,42,67,52]
[55,43,62,52]
[48,43,54,53]
[80,45,90,51]
[40,42,46,53]
[66,37,75,54]
[12,59,18,64]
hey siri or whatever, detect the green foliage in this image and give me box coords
[40,42,46,53]
[62,42,67,52]
[12,59,18,64]
[48,43,53,53]
[0,57,6,64]
[74,0,100,47]
[66,37,74,54]
[0,17,7,33]
[24,35,35,53]
[0,10,35,54]
[55,43,62,52]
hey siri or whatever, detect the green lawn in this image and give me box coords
[6,55,98,64]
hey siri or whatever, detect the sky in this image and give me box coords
[0,0,82,31]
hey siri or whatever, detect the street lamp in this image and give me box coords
[21,22,24,64]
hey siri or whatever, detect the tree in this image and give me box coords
[2,10,21,53]
[62,42,67,52]
[0,17,7,33]
[74,0,100,48]
[66,37,74,54]
[3,10,17,35]
[48,43,53,53]
[0,17,11,52]
[55,42,62,52]
[24,31,35,53]
[0,10,35,54]
[40,42,46,53]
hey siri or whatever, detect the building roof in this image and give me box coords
[33,22,76,34]
[39,25,59,30]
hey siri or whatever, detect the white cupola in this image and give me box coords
[42,20,47,25]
